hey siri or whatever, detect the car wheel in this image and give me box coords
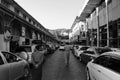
[87,69,91,80]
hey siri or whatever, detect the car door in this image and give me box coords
[98,56,120,80]
[0,53,9,80]
[91,55,112,80]
[2,52,25,80]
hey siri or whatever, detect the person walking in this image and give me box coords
[64,48,70,66]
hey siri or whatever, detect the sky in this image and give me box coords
[14,0,86,30]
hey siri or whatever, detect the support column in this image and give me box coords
[105,0,109,47]
[96,8,100,47]
[4,16,15,51]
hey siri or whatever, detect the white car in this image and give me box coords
[74,45,82,56]
[18,45,35,64]
[75,46,89,58]
[0,51,30,80]
[86,51,120,80]
[59,45,65,50]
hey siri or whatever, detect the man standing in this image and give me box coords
[31,44,47,80]
[31,44,45,68]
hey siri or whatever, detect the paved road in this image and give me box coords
[42,47,87,80]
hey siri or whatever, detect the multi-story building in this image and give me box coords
[79,0,120,48]
[0,0,58,52]
[70,16,87,45]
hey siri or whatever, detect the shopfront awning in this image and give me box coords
[79,0,102,21]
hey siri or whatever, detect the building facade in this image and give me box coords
[70,16,87,45]
[0,0,58,52]
[79,0,120,48]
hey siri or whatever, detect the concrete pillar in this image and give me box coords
[0,35,5,51]
[96,8,100,47]
[105,0,109,47]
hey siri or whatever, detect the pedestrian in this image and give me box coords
[64,48,70,66]
[31,44,46,80]
[31,44,45,69]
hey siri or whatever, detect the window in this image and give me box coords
[96,48,112,54]
[0,56,4,65]
[84,51,95,54]
[107,57,120,73]
[80,47,89,51]
[2,52,18,63]
[93,56,110,67]
[94,55,120,73]
[23,14,26,19]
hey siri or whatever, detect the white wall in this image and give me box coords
[0,35,10,51]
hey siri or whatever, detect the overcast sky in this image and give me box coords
[14,0,86,30]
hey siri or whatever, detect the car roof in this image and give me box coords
[101,51,120,58]
[87,47,112,51]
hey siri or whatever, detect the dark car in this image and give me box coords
[80,47,112,64]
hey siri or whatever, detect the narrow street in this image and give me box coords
[40,46,87,80]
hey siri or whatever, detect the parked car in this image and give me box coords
[110,48,120,52]
[0,51,30,80]
[80,47,112,64]
[74,46,89,58]
[74,45,82,56]
[86,51,120,80]
[15,45,35,65]
[46,44,55,54]
[59,45,65,50]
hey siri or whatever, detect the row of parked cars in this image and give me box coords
[73,45,120,80]
[0,43,58,80]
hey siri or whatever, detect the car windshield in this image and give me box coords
[96,48,112,54]
[79,47,89,51]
